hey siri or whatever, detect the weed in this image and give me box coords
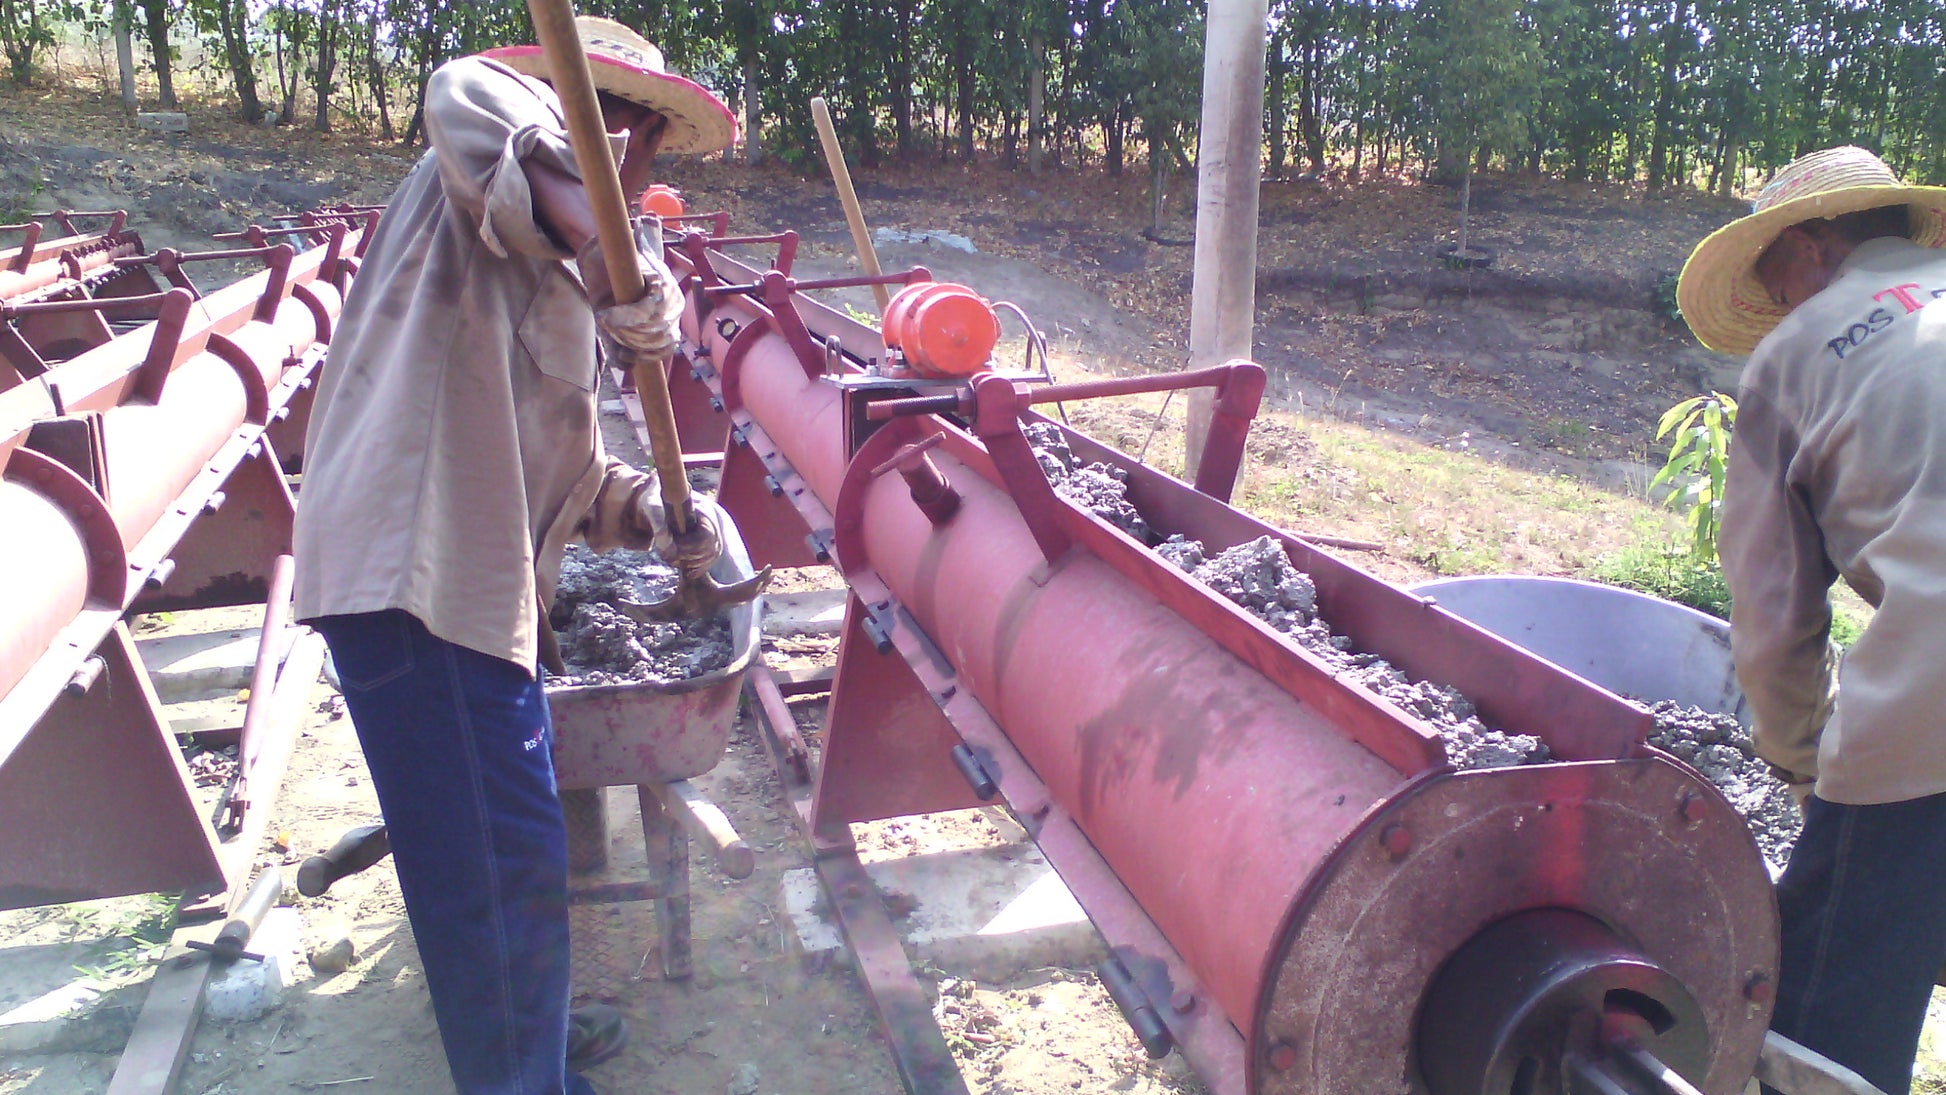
[63,891,179,984]
[60,891,178,945]
[1592,543,1730,619]
[1652,272,1683,323]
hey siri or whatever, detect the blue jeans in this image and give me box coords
[1767,791,1946,1095]
[314,610,595,1095]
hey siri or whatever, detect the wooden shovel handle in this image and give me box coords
[526,0,694,528]
[810,97,890,313]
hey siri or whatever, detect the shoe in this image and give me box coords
[567,1004,629,1071]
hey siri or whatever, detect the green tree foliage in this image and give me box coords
[6,0,1938,189]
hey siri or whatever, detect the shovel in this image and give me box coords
[527,0,768,621]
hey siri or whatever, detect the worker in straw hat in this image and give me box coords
[1677,145,1946,1095]
[292,17,735,1095]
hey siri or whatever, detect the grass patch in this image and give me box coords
[1591,542,1731,619]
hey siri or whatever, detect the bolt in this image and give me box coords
[1268,1042,1297,1072]
[1679,791,1707,827]
[1744,973,1774,1005]
[1380,823,1413,860]
[1169,989,1195,1014]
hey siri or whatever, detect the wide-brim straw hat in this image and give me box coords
[1677,146,1946,355]
[484,17,736,156]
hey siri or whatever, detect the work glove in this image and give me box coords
[576,217,684,361]
[1767,763,1817,810]
[655,500,722,574]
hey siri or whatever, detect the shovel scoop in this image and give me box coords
[618,498,771,623]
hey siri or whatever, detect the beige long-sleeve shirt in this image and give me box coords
[1722,236,1946,804]
[293,56,653,671]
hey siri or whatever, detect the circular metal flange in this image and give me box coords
[1417,908,1708,1095]
[1251,757,1776,1095]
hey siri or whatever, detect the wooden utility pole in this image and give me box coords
[1184,0,1269,480]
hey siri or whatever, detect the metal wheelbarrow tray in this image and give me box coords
[548,514,762,790]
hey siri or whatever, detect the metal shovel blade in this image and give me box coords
[618,564,772,623]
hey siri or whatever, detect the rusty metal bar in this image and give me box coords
[705,269,927,299]
[1,289,178,319]
[0,222,43,271]
[217,553,296,832]
[42,210,128,236]
[815,845,974,1095]
[747,660,812,782]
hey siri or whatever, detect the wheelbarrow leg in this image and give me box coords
[562,788,610,874]
[638,783,691,980]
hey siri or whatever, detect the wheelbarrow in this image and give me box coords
[300,512,764,981]
[549,508,763,979]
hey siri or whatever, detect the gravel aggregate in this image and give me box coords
[547,544,734,687]
[1644,699,1800,869]
[1024,421,1153,541]
[1163,534,1550,769]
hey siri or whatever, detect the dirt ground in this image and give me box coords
[7,81,1946,1095]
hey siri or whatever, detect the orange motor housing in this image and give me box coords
[639,185,685,219]
[882,281,1000,378]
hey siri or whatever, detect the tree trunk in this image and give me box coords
[890,0,914,160]
[310,0,337,131]
[114,0,136,110]
[1149,131,1167,237]
[367,30,390,140]
[1646,0,1689,191]
[1106,105,1125,176]
[1027,30,1043,175]
[1266,30,1288,178]
[1298,34,1325,174]
[138,0,175,109]
[742,53,762,165]
[953,20,975,162]
[1,0,42,87]
[215,0,261,121]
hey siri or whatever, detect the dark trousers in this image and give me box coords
[1767,790,1946,1095]
[315,610,594,1095]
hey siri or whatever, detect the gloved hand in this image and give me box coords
[1767,763,1816,810]
[575,220,684,361]
[654,501,721,573]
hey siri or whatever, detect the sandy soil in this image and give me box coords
[4,91,1943,1095]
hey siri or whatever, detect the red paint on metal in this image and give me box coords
[0,625,224,909]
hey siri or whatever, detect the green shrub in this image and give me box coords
[1653,272,1682,323]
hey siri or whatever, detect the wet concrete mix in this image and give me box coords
[547,543,734,688]
[1024,422,1153,542]
[1642,699,1801,869]
[1022,423,1798,859]
[1158,533,1553,770]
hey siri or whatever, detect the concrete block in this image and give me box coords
[0,978,106,1054]
[761,588,847,638]
[136,112,190,134]
[203,908,301,1022]
[136,627,259,701]
[782,843,1099,980]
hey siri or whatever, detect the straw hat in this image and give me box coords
[1676,146,1946,355]
[484,17,737,155]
